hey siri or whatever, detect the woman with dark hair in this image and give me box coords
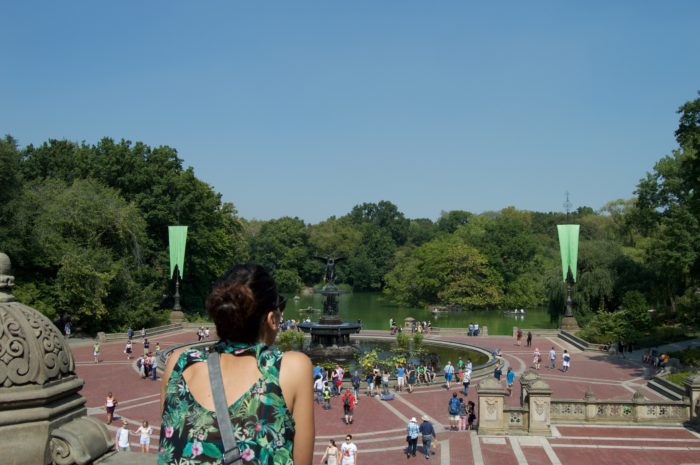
[158,264,314,465]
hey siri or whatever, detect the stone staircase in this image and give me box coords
[646,375,685,401]
[558,330,603,352]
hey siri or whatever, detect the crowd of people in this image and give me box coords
[389,318,433,335]
[98,264,604,464]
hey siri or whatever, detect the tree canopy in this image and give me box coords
[2,93,700,334]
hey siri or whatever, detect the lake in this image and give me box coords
[284,291,559,335]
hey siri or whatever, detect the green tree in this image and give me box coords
[5,179,160,332]
[18,138,248,312]
[436,210,472,235]
[384,236,502,308]
[346,201,410,246]
[250,217,314,291]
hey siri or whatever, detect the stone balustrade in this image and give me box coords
[476,371,700,436]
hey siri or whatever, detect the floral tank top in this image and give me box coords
[158,341,295,465]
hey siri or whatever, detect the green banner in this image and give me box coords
[557,224,580,282]
[168,226,188,279]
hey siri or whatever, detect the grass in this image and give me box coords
[665,370,695,387]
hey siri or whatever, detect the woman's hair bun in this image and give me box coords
[206,264,279,343]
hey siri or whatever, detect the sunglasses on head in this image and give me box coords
[275,295,287,312]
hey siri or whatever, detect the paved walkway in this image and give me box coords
[71,330,700,465]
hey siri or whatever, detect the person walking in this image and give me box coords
[506,368,515,396]
[443,361,455,389]
[458,397,468,430]
[340,435,358,465]
[341,388,356,425]
[448,392,460,431]
[314,376,324,404]
[321,439,340,465]
[105,392,117,425]
[533,348,541,370]
[406,417,420,458]
[419,416,436,459]
[381,370,390,395]
[93,340,101,363]
[407,364,416,393]
[372,367,382,397]
[351,370,361,401]
[127,326,134,340]
[562,350,571,372]
[549,347,556,369]
[516,327,523,346]
[115,419,130,452]
[526,331,533,347]
[396,364,406,392]
[331,365,341,396]
[149,352,158,380]
[135,420,153,454]
[124,340,133,360]
[323,381,332,410]
[493,363,502,381]
[461,369,471,395]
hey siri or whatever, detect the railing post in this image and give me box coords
[477,378,506,435]
[683,374,700,425]
[583,388,597,421]
[632,390,645,423]
[528,379,552,435]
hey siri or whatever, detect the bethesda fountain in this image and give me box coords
[298,256,361,359]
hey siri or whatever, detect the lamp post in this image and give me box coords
[168,226,188,323]
[173,266,182,311]
[557,225,580,330]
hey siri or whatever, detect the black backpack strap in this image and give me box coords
[208,352,242,465]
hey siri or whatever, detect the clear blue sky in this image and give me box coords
[2,1,699,223]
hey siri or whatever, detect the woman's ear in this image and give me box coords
[265,310,278,330]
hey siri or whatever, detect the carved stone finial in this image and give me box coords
[632,389,646,402]
[0,252,16,303]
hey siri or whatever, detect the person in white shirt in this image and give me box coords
[115,419,130,452]
[549,347,557,369]
[340,434,358,465]
[314,376,324,404]
[135,420,153,453]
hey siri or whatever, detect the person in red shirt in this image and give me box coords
[341,388,356,425]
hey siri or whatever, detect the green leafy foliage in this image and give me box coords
[384,236,502,308]
[276,331,305,351]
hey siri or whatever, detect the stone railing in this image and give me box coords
[477,371,700,435]
[504,405,528,432]
[550,396,689,424]
[97,323,183,342]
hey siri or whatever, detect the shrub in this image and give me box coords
[277,330,305,351]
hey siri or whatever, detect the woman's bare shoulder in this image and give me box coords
[281,350,312,367]
[280,351,312,378]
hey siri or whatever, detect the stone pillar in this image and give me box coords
[683,374,700,424]
[519,371,540,407]
[632,390,646,423]
[527,379,552,435]
[583,387,597,421]
[477,378,506,435]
